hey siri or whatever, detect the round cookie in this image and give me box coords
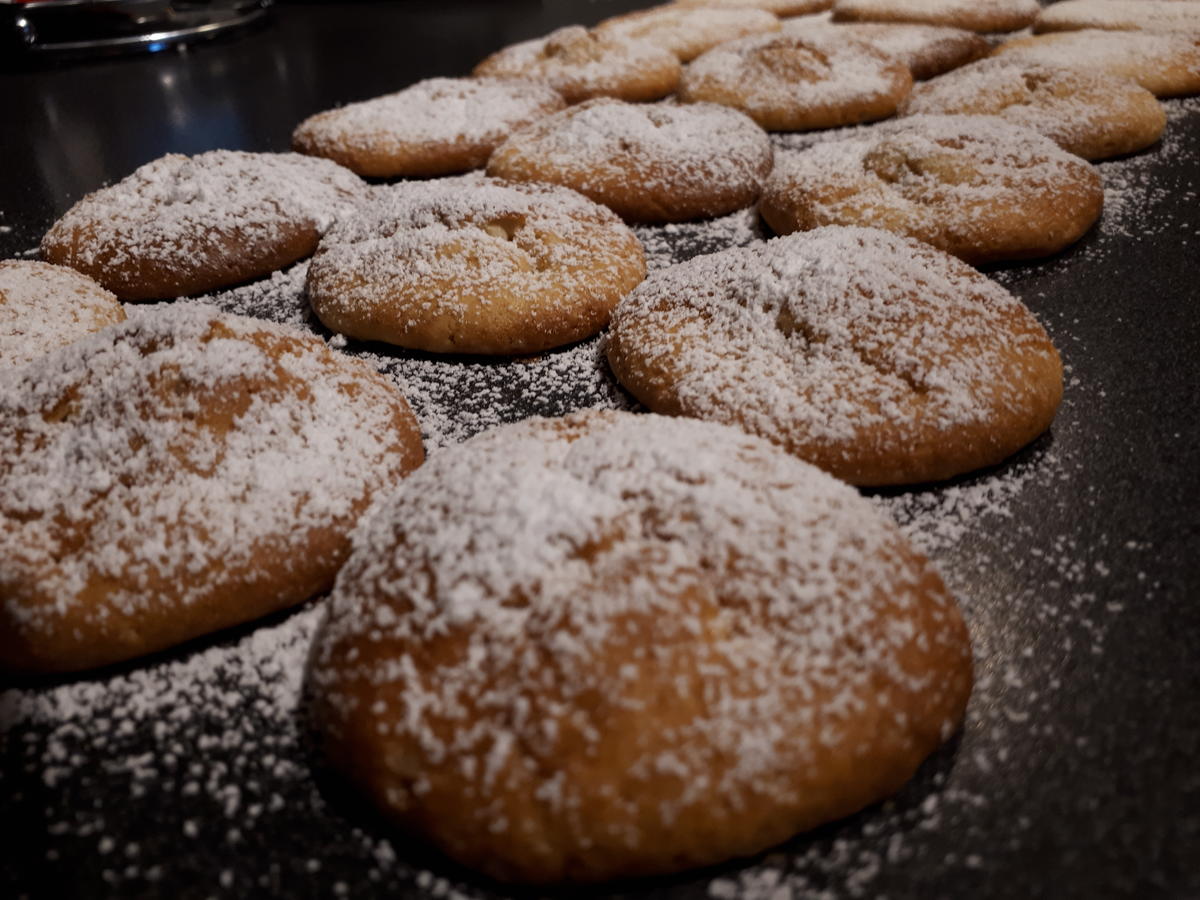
[674,0,834,15]
[679,31,913,130]
[606,227,1062,486]
[781,18,991,79]
[992,29,1200,97]
[594,5,782,62]
[307,177,646,355]
[0,305,424,674]
[307,410,973,883]
[41,150,367,302]
[487,99,773,223]
[472,26,681,103]
[0,260,125,371]
[901,58,1166,160]
[759,114,1105,264]
[832,0,1041,33]
[1035,1,1200,36]
[292,77,566,178]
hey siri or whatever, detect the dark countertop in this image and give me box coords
[2,3,1199,899]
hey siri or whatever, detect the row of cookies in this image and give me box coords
[3,0,1192,887]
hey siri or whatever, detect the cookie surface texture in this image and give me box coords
[307,410,973,882]
[487,99,773,223]
[0,306,424,673]
[759,114,1104,264]
[832,0,1041,32]
[472,26,681,103]
[781,18,991,78]
[679,31,913,130]
[992,29,1200,97]
[307,177,646,354]
[902,58,1166,159]
[1035,1,1200,36]
[0,260,125,371]
[594,5,782,61]
[292,77,566,178]
[674,0,835,15]
[607,228,1062,486]
[41,150,367,301]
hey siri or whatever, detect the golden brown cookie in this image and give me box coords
[41,150,367,302]
[0,260,125,371]
[901,58,1166,159]
[781,18,991,78]
[1035,0,1200,36]
[0,305,424,674]
[487,99,773,223]
[679,31,913,130]
[674,0,834,15]
[832,0,1041,33]
[307,409,972,883]
[472,26,681,103]
[607,228,1062,486]
[992,29,1200,97]
[594,5,781,61]
[292,77,566,178]
[307,177,645,355]
[759,115,1104,264]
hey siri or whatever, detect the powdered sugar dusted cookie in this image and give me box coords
[41,150,367,301]
[307,409,972,882]
[993,29,1200,97]
[0,306,424,673]
[679,31,913,130]
[781,18,991,78]
[594,5,781,61]
[902,58,1166,159]
[473,26,681,103]
[1036,0,1200,36]
[674,0,834,15]
[607,228,1062,485]
[292,77,566,178]
[832,0,1040,33]
[760,115,1104,264]
[487,99,773,223]
[307,177,645,354]
[0,260,125,371]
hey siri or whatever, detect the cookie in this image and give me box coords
[0,306,424,674]
[781,18,991,78]
[292,77,566,178]
[993,30,1200,97]
[0,260,125,371]
[832,0,1041,33]
[487,99,773,223]
[307,410,972,882]
[674,0,834,15]
[307,177,645,355]
[679,31,913,130]
[607,228,1062,486]
[901,58,1166,159]
[41,150,367,302]
[1035,0,1200,36]
[594,5,781,62]
[759,114,1104,264]
[472,26,681,103]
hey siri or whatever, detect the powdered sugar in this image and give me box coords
[0,260,125,370]
[681,31,912,129]
[473,25,680,103]
[0,304,420,669]
[594,5,781,61]
[780,18,990,78]
[1036,0,1200,36]
[488,98,773,221]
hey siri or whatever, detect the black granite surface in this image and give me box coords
[1,3,1199,899]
